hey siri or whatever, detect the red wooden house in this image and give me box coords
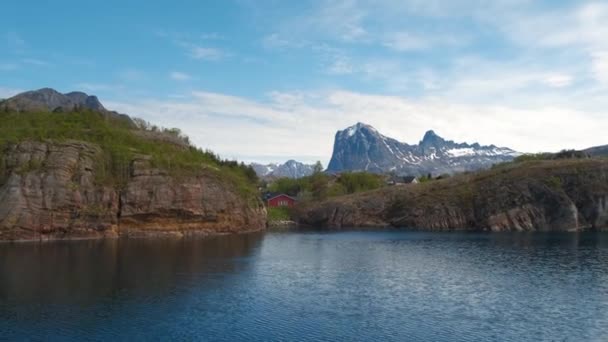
[267,194,297,208]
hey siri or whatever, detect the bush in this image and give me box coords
[268,207,291,221]
[267,171,384,202]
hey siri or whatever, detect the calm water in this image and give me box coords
[2,231,608,341]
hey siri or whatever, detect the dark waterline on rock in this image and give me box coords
[1,231,608,341]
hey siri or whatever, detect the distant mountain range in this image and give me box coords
[327,122,520,175]
[251,160,315,179]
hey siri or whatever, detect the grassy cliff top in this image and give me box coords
[0,110,259,196]
[298,158,608,209]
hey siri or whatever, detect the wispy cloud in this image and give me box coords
[188,45,225,61]
[156,29,229,61]
[592,52,608,84]
[106,87,608,164]
[75,83,123,92]
[383,31,468,51]
[22,58,51,67]
[169,71,192,81]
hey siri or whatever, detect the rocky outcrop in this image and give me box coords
[119,156,266,237]
[0,141,266,241]
[294,159,608,232]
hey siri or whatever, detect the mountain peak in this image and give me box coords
[422,129,441,141]
[2,88,107,112]
[328,123,519,174]
[343,122,378,137]
[421,129,447,147]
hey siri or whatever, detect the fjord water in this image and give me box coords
[1,232,608,341]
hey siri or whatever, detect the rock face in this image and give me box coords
[327,122,519,175]
[0,88,133,125]
[251,160,315,179]
[295,159,608,232]
[1,88,106,112]
[0,141,266,241]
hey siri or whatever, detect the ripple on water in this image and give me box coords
[1,231,608,341]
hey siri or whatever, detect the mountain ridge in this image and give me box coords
[0,88,133,125]
[327,122,519,175]
[251,159,315,179]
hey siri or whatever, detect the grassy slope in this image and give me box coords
[0,111,259,198]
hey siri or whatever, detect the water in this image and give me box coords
[2,231,608,341]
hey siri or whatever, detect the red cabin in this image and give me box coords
[267,194,297,208]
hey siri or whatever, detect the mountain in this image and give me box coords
[327,122,519,175]
[0,88,133,124]
[251,160,315,179]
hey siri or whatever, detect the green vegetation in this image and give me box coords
[545,176,563,190]
[267,207,291,222]
[513,149,589,164]
[268,169,384,201]
[0,110,258,196]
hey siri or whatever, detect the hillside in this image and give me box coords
[327,122,519,175]
[295,158,608,232]
[0,89,266,241]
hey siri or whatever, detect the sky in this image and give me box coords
[1,0,608,165]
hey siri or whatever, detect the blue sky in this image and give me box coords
[2,0,608,164]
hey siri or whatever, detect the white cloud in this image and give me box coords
[382,32,466,51]
[106,88,608,164]
[169,71,192,81]
[189,46,224,61]
[592,52,608,84]
[383,32,429,51]
[326,55,355,75]
[542,73,573,88]
[75,83,123,92]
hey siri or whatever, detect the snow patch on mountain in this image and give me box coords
[327,123,521,175]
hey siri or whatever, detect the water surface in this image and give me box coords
[2,231,608,341]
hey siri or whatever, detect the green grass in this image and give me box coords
[0,110,259,198]
[267,207,291,221]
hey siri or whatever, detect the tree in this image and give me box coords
[313,161,323,174]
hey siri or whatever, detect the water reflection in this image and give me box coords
[0,233,264,305]
[1,231,607,341]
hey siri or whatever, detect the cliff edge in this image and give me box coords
[294,159,608,232]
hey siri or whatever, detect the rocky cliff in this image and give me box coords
[294,159,608,232]
[0,141,266,241]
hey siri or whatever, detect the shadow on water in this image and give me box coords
[0,232,264,305]
[1,230,607,341]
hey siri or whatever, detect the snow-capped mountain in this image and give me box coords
[327,122,520,175]
[251,160,315,179]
